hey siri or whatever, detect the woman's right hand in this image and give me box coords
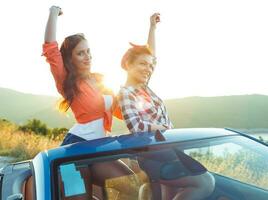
[150,13,160,28]
[49,6,63,16]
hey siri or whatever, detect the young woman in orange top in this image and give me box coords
[43,6,121,145]
[43,7,135,195]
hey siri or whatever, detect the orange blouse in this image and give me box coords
[42,42,121,132]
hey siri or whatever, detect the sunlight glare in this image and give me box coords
[103,73,126,94]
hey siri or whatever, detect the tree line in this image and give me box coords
[1,118,67,140]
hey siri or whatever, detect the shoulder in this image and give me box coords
[91,73,115,95]
[118,86,136,102]
[92,72,104,82]
[119,86,136,96]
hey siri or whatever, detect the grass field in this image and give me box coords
[0,123,60,161]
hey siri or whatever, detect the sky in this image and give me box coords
[0,0,268,99]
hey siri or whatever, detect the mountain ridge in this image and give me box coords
[1,87,268,132]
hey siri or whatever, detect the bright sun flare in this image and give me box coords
[103,73,126,94]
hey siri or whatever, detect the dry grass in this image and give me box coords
[191,152,268,190]
[0,129,61,161]
[1,120,267,197]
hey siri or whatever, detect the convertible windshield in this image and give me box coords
[55,135,268,200]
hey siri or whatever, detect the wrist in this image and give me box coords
[150,24,157,29]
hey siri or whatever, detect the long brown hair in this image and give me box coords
[59,33,86,112]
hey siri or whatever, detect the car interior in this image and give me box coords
[54,149,268,200]
[2,138,268,200]
[9,168,268,200]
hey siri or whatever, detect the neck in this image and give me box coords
[125,76,145,88]
[77,71,91,80]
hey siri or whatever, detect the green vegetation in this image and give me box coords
[1,87,268,162]
[2,87,268,130]
[17,119,67,140]
[0,87,75,128]
[1,118,267,162]
[166,95,268,129]
[18,119,49,135]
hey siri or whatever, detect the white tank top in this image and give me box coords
[69,95,113,140]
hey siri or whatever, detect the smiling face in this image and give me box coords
[71,40,92,74]
[126,54,155,86]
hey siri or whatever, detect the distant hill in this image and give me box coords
[0,87,75,128]
[1,87,268,132]
[165,95,268,129]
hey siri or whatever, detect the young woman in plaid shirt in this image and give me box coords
[118,13,215,200]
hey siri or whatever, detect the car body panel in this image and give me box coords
[43,128,239,162]
[1,128,267,200]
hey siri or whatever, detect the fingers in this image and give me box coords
[156,15,160,23]
[153,13,160,19]
[150,13,161,25]
[50,6,63,16]
[155,13,160,23]
[152,13,160,18]
[58,8,63,16]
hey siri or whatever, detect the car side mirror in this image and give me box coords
[7,193,24,200]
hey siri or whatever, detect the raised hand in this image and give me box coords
[49,5,63,16]
[150,13,160,28]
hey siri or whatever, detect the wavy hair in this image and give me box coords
[58,33,86,112]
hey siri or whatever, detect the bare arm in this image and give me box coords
[44,6,62,43]
[147,13,160,56]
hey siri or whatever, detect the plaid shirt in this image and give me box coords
[118,85,173,133]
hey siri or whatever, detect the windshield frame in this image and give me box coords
[51,134,268,199]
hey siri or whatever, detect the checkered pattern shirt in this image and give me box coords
[118,85,173,133]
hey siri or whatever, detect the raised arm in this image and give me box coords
[147,13,160,56]
[44,6,62,43]
[43,6,66,95]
